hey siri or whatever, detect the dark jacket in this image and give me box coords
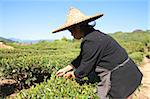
[71,29,143,98]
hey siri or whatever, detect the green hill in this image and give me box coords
[0,37,14,43]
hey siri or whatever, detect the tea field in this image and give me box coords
[0,31,150,98]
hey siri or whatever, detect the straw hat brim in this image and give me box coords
[52,13,103,33]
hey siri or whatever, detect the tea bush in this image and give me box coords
[0,31,149,98]
[16,74,98,99]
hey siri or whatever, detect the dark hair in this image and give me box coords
[79,21,96,34]
[79,21,96,29]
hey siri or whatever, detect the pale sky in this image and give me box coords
[0,0,149,40]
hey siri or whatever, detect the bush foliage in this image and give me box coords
[0,31,149,98]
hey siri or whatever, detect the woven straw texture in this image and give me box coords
[52,7,103,33]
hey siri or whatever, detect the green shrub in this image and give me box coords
[15,74,97,99]
[0,31,149,98]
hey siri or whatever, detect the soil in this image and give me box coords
[0,72,51,98]
[133,56,150,99]
[0,42,14,49]
[0,78,17,97]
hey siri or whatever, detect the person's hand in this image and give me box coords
[56,68,67,77]
[56,65,74,77]
[63,71,75,79]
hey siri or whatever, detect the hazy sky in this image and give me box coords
[0,0,149,40]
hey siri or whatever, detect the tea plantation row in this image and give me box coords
[0,31,149,98]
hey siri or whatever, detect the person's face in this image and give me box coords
[68,25,83,39]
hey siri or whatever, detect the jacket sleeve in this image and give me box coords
[70,53,82,68]
[74,39,103,78]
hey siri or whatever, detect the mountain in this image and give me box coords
[9,38,22,42]
[8,38,55,44]
[0,37,14,43]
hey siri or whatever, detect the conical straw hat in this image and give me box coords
[52,7,103,33]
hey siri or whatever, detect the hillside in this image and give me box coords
[0,30,150,98]
[0,37,14,43]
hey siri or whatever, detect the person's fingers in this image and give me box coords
[56,71,62,75]
[56,69,66,75]
[57,73,63,77]
[63,73,69,78]
[63,74,67,77]
[57,71,65,76]
[56,71,60,75]
[63,73,72,79]
[56,70,60,75]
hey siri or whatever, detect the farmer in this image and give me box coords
[53,7,143,99]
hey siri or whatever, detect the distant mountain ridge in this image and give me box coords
[0,37,55,43]
[1,29,149,43]
[9,38,54,43]
[0,37,14,43]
